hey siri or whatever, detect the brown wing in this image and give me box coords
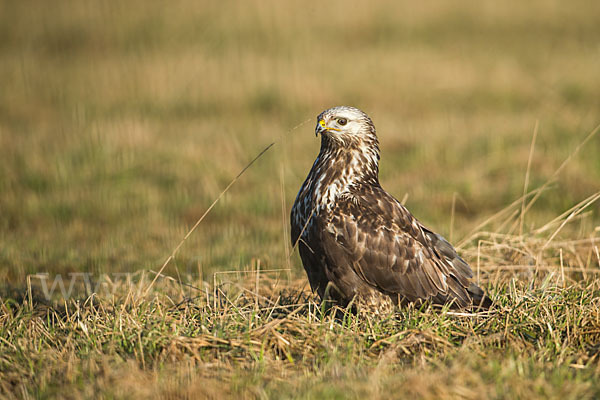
[320,188,478,307]
[291,202,334,299]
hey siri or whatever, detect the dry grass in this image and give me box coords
[3,185,600,398]
[3,228,600,398]
[1,0,600,398]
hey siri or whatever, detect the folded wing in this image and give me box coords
[320,189,481,307]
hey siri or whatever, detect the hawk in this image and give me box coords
[290,106,491,312]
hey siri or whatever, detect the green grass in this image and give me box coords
[1,0,600,398]
[3,264,600,398]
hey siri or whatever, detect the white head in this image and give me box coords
[315,106,377,146]
[312,106,380,184]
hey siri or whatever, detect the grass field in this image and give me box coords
[1,0,600,398]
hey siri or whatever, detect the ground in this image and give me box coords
[1,1,600,398]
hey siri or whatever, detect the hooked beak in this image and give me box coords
[315,119,327,137]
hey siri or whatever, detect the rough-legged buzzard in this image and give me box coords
[291,106,491,312]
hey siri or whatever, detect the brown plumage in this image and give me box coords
[290,106,491,312]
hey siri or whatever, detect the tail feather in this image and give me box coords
[466,283,493,309]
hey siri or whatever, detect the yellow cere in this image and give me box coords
[319,119,340,132]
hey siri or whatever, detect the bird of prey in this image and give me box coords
[290,106,491,312]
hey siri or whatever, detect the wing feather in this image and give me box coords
[321,188,476,307]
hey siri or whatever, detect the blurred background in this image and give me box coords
[1,0,599,283]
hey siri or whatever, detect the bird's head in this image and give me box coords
[313,106,380,181]
[315,106,377,146]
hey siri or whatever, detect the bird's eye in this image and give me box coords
[337,118,348,126]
